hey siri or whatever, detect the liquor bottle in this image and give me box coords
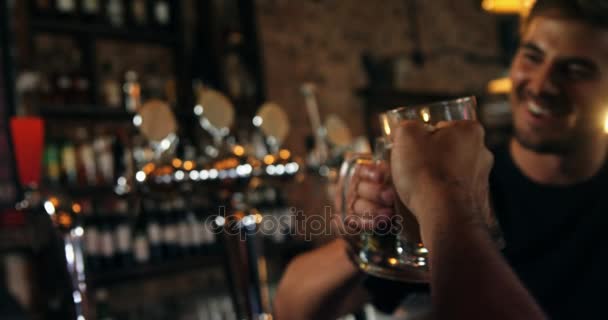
[273,189,289,244]
[44,140,61,186]
[61,138,78,186]
[33,0,53,16]
[186,208,202,255]
[81,0,101,21]
[164,77,177,107]
[72,71,90,105]
[106,0,125,27]
[123,70,141,112]
[99,211,116,270]
[100,62,122,108]
[223,32,257,100]
[83,204,101,272]
[144,199,163,263]
[69,50,90,105]
[54,69,72,106]
[202,217,217,254]
[160,200,177,260]
[113,200,133,267]
[94,134,115,185]
[142,63,164,100]
[56,0,77,15]
[38,71,53,107]
[121,142,135,191]
[174,198,190,257]
[95,289,114,320]
[133,201,150,265]
[131,0,148,26]
[153,0,171,27]
[113,133,131,184]
[75,128,97,186]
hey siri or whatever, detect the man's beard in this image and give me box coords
[513,127,578,155]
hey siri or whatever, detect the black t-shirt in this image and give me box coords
[366,144,608,319]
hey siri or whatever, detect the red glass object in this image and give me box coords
[10,117,45,187]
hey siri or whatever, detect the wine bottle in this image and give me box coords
[60,138,78,186]
[187,208,202,255]
[153,0,171,27]
[56,0,76,15]
[44,140,61,186]
[144,199,163,263]
[94,135,115,185]
[223,32,257,100]
[160,200,177,260]
[202,218,217,254]
[174,198,190,257]
[95,289,114,320]
[33,0,53,16]
[133,201,150,265]
[99,211,116,270]
[113,200,133,268]
[68,50,90,105]
[54,70,72,106]
[75,128,97,186]
[84,205,101,273]
[131,0,147,26]
[100,62,122,108]
[106,0,125,27]
[123,70,141,112]
[81,0,101,21]
[142,63,164,100]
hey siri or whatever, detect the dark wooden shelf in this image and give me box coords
[43,185,118,197]
[30,19,177,46]
[39,105,195,122]
[87,254,224,287]
[40,105,135,121]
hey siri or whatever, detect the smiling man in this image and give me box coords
[490,1,608,318]
[275,1,608,319]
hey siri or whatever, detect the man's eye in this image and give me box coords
[522,52,542,64]
[564,64,594,80]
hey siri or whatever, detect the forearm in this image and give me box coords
[418,198,546,320]
[274,238,368,320]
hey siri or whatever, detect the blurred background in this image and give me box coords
[0,0,525,319]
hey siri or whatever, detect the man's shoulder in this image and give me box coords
[489,143,514,178]
[489,142,510,162]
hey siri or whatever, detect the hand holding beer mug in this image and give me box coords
[339,97,503,283]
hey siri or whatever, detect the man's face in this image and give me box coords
[509,14,608,154]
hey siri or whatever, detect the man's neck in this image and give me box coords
[510,136,608,186]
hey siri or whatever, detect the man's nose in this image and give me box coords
[527,63,559,96]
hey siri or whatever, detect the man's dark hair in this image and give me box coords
[525,0,608,29]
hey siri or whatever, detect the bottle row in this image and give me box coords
[95,288,237,320]
[43,125,301,190]
[32,0,174,30]
[18,58,175,111]
[43,127,130,188]
[53,186,293,273]
[82,201,220,273]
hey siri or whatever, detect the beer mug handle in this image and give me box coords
[337,153,374,250]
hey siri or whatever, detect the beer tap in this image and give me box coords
[300,83,330,172]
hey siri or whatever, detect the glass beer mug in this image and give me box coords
[339,96,487,283]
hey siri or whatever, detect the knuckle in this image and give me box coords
[398,120,423,134]
[461,121,485,141]
[484,149,494,165]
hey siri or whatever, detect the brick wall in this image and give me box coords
[255,0,505,156]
